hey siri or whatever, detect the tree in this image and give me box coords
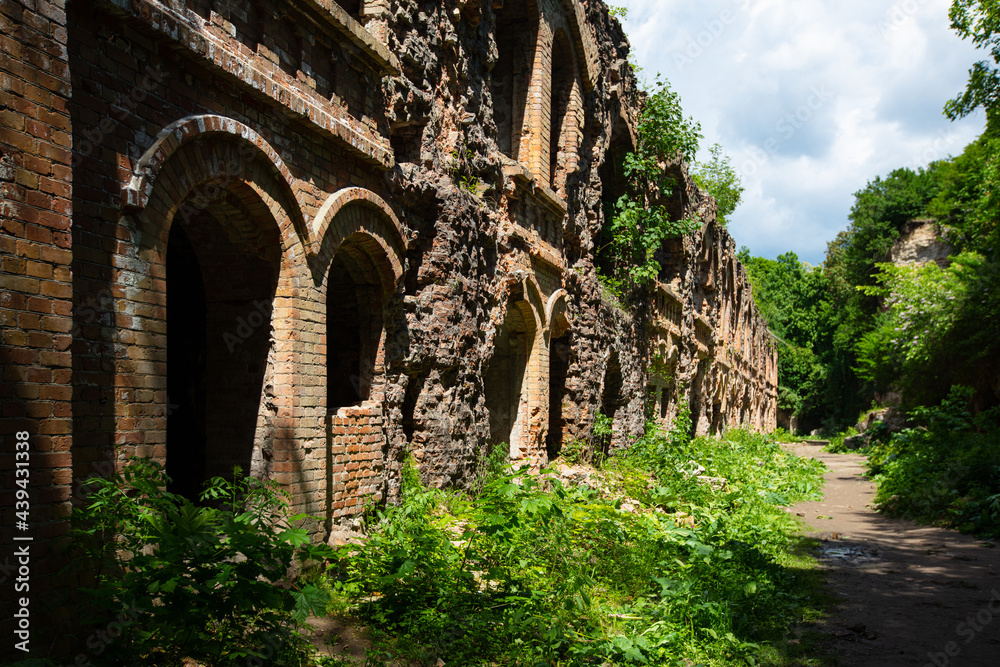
[946,0,1000,122]
[692,143,744,226]
[739,248,833,424]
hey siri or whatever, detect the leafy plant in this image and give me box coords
[598,77,703,292]
[607,4,628,19]
[448,145,481,194]
[867,386,1000,536]
[326,417,829,666]
[692,143,745,226]
[65,459,333,666]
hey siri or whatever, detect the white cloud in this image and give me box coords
[617,0,986,263]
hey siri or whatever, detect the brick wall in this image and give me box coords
[0,0,74,647]
[0,0,782,656]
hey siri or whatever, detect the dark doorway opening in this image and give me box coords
[166,189,280,499]
[547,333,571,459]
[597,349,624,454]
[166,225,207,500]
[327,239,385,412]
[485,303,533,451]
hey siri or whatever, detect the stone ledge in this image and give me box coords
[502,159,569,217]
[299,0,401,76]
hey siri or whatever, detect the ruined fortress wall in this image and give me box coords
[0,1,776,634]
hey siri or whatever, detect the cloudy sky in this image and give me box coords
[616,0,987,264]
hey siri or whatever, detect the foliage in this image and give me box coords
[592,410,615,456]
[738,249,833,425]
[599,77,702,292]
[822,427,862,454]
[867,386,1000,537]
[692,143,745,226]
[946,0,1000,122]
[607,4,628,19]
[741,141,1000,428]
[326,415,829,666]
[65,459,333,666]
[448,145,481,195]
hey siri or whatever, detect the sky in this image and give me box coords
[616,0,988,264]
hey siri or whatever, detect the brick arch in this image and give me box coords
[123,114,301,222]
[545,288,571,338]
[310,188,406,294]
[112,130,306,499]
[132,136,306,259]
[521,273,545,333]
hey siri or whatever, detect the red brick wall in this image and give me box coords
[1,0,74,648]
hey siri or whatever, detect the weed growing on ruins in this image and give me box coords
[607,4,628,19]
[448,145,481,195]
[326,418,828,666]
[599,77,703,292]
[63,459,334,666]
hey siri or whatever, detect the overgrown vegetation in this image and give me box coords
[325,415,829,666]
[597,77,703,296]
[737,0,1000,543]
[58,459,333,666]
[741,133,1000,430]
[693,143,745,227]
[867,386,1000,537]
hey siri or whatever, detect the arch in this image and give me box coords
[326,235,387,411]
[132,136,305,263]
[311,187,407,287]
[522,274,545,333]
[123,115,300,221]
[545,289,571,338]
[485,296,539,457]
[117,126,307,498]
[549,28,582,194]
[597,347,624,453]
[153,160,285,497]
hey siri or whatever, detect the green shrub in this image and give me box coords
[66,458,333,666]
[868,386,1000,536]
[328,418,828,666]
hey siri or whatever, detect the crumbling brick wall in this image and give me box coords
[0,0,777,649]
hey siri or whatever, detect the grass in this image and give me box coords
[322,411,833,666]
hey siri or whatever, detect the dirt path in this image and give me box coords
[783,441,1000,667]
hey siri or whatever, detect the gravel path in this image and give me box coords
[783,441,1000,667]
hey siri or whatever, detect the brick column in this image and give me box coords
[0,0,74,653]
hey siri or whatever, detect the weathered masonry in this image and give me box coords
[0,0,776,608]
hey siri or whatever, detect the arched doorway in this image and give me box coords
[547,332,572,459]
[166,183,281,499]
[485,300,536,457]
[597,349,624,454]
[327,235,386,411]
